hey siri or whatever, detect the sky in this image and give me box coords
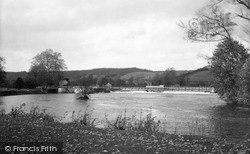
[0,0,219,72]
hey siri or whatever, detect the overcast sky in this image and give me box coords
[0,0,218,72]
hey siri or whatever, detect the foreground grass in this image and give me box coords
[0,107,250,153]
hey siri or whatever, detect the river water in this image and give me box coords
[1,92,250,140]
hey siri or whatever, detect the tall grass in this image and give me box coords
[4,104,162,133]
[4,104,221,136]
[8,103,55,123]
[104,108,161,132]
[71,105,96,127]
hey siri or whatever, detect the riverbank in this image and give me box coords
[0,87,110,97]
[0,89,46,96]
[0,106,249,153]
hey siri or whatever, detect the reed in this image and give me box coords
[1,104,250,153]
[71,105,96,127]
[104,108,161,132]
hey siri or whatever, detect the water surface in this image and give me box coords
[1,92,250,140]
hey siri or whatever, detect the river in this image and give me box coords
[1,92,250,140]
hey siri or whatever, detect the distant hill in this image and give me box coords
[175,70,192,76]
[120,70,192,81]
[178,66,212,86]
[6,67,153,82]
[121,72,156,80]
[6,71,28,82]
[64,67,153,80]
[5,67,209,86]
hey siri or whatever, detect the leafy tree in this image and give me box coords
[209,39,249,104]
[29,49,67,87]
[162,68,176,86]
[97,76,109,86]
[153,73,163,85]
[24,76,37,89]
[86,74,94,85]
[80,74,97,86]
[0,56,6,86]
[176,75,188,86]
[14,77,24,89]
[113,78,126,87]
[238,58,250,104]
[127,76,135,87]
[179,0,250,105]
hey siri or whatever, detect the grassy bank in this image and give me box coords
[0,105,250,153]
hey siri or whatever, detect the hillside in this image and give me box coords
[64,67,152,80]
[120,70,191,81]
[177,67,212,86]
[5,68,153,82]
[5,67,209,86]
[6,71,28,82]
[187,70,211,82]
[121,72,156,80]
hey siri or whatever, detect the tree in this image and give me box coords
[179,0,250,42]
[217,0,250,41]
[24,76,37,89]
[15,77,24,89]
[179,0,250,105]
[176,75,188,86]
[127,77,135,87]
[179,5,236,42]
[0,56,6,86]
[97,76,109,86]
[162,68,176,86]
[238,58,250,104]
[113,77,126,87]
[29,49,67,87]
[205,0,250,41]
[209,39,249,104]
[215,0,250,21]
[153,73,163,85]
[80,74,97,86]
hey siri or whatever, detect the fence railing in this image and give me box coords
[115,87,214,92]
[164,87,214,92]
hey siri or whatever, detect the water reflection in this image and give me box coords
[209,105,250,140]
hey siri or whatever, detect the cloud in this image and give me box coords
[1,0,212,71]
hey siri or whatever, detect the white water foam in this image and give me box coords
[111,90,212,95]
[163,91,211,95]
